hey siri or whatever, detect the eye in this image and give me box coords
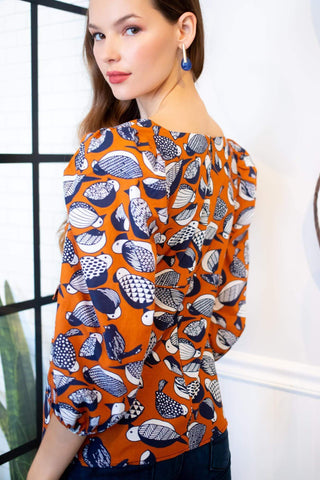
[91,32,105,42]
[125,26,141,36]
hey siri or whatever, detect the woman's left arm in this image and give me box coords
[27,414,84,480]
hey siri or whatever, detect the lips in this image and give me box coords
[107,71,131,84]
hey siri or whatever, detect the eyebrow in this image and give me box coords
[88,14,142,30]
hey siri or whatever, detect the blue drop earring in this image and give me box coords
[181,43,192,71]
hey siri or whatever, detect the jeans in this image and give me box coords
[61,429,231,480]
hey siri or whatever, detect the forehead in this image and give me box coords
[88,0,155,22]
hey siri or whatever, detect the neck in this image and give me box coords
[136,70,205,122]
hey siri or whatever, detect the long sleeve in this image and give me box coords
[42,120,258,468]
[45,127,165,436]
[209,140,257,360]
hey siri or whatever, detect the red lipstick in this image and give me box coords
[107,71,131,84]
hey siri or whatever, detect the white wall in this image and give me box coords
[198,0,320,478]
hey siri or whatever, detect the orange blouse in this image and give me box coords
[44,119,257,468]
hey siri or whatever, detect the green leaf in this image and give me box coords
[0,400,9,438]
[4,281,35,387]
[16,351,36,440]
[9,450,36,480]
[0,282,36,451]
[0,310,19,448]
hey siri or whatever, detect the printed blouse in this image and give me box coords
[44,118,257,468]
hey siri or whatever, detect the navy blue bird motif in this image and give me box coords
[166,159,188,197]
[64,270,88,295]
[127,185,152,239]
[63,174,85,204]
[111,203,130,231]
[51,330,81,373]
[183,319,207,343]
[69,388,102,412]
[103,324,142,363]
[80,253,112,288]
[52,369,86,395]
[83,180,120,208]
[153,125,182,160]
[115,268,155,310]
[88,128,114,153]
[167,221,199,251]
[53,402,81,427]
[112,234,155,273]
[62,236,78,266]
[155,379,188,419]
[90,288,121,319]
[137,119,152,128]
[92,150,143,179]
[153,311,178,331]
[184,134,208,155]
[187,422,206,450]
[164,355,183,375]
[75,228,107,254]
[187,379,205,404]
[75,142,88,171]
[116,123,139,143]
[184,157,202,184]
[142,177,167,199]
[83,365,127,397]
[66,301,100,328]
[112,360,143,385]
[79,333,103,361]
[96,401,126,431]
[126,419,187,448]
[82,438,111,468]
[198,398,217,422]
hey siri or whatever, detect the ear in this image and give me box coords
[176,11,197,49]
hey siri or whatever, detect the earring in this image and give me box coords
[181,44,192,71]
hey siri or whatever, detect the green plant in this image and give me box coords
[0,281,36,479]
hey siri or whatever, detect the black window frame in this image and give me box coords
[0,0,87,467]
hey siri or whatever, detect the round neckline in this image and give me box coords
[136,118,228,143]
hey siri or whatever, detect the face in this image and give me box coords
[88,0,181,106]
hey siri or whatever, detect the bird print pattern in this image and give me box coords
[44,119,257,467]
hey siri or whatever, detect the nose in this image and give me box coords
[100,35,121,63]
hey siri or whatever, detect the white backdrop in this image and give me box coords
[198,0,320,478]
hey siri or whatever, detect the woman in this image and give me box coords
[28,0,257,479]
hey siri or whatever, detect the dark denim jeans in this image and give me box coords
[61,429,231,480]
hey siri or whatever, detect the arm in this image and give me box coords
[209,141,257,360]
[41,128,164,439]
[27,414,84,480]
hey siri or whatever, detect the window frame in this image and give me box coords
[0,0,87,466]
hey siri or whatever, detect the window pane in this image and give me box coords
[40,162,67,297]
[0,0,32,154]
[38,6,91,154]
[0,308,36,456]
[0,449,37,480]
[0,164,34,303]
[0,459,9,480]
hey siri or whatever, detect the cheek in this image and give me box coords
[92,47,103,72]
[131,37,177,75]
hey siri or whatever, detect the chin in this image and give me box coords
[107,85,135,102]
[112,92,136,102]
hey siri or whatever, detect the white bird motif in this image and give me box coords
[127,185,153,239]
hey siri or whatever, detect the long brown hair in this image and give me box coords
[78,0,205,139]
[59,0,205,251]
